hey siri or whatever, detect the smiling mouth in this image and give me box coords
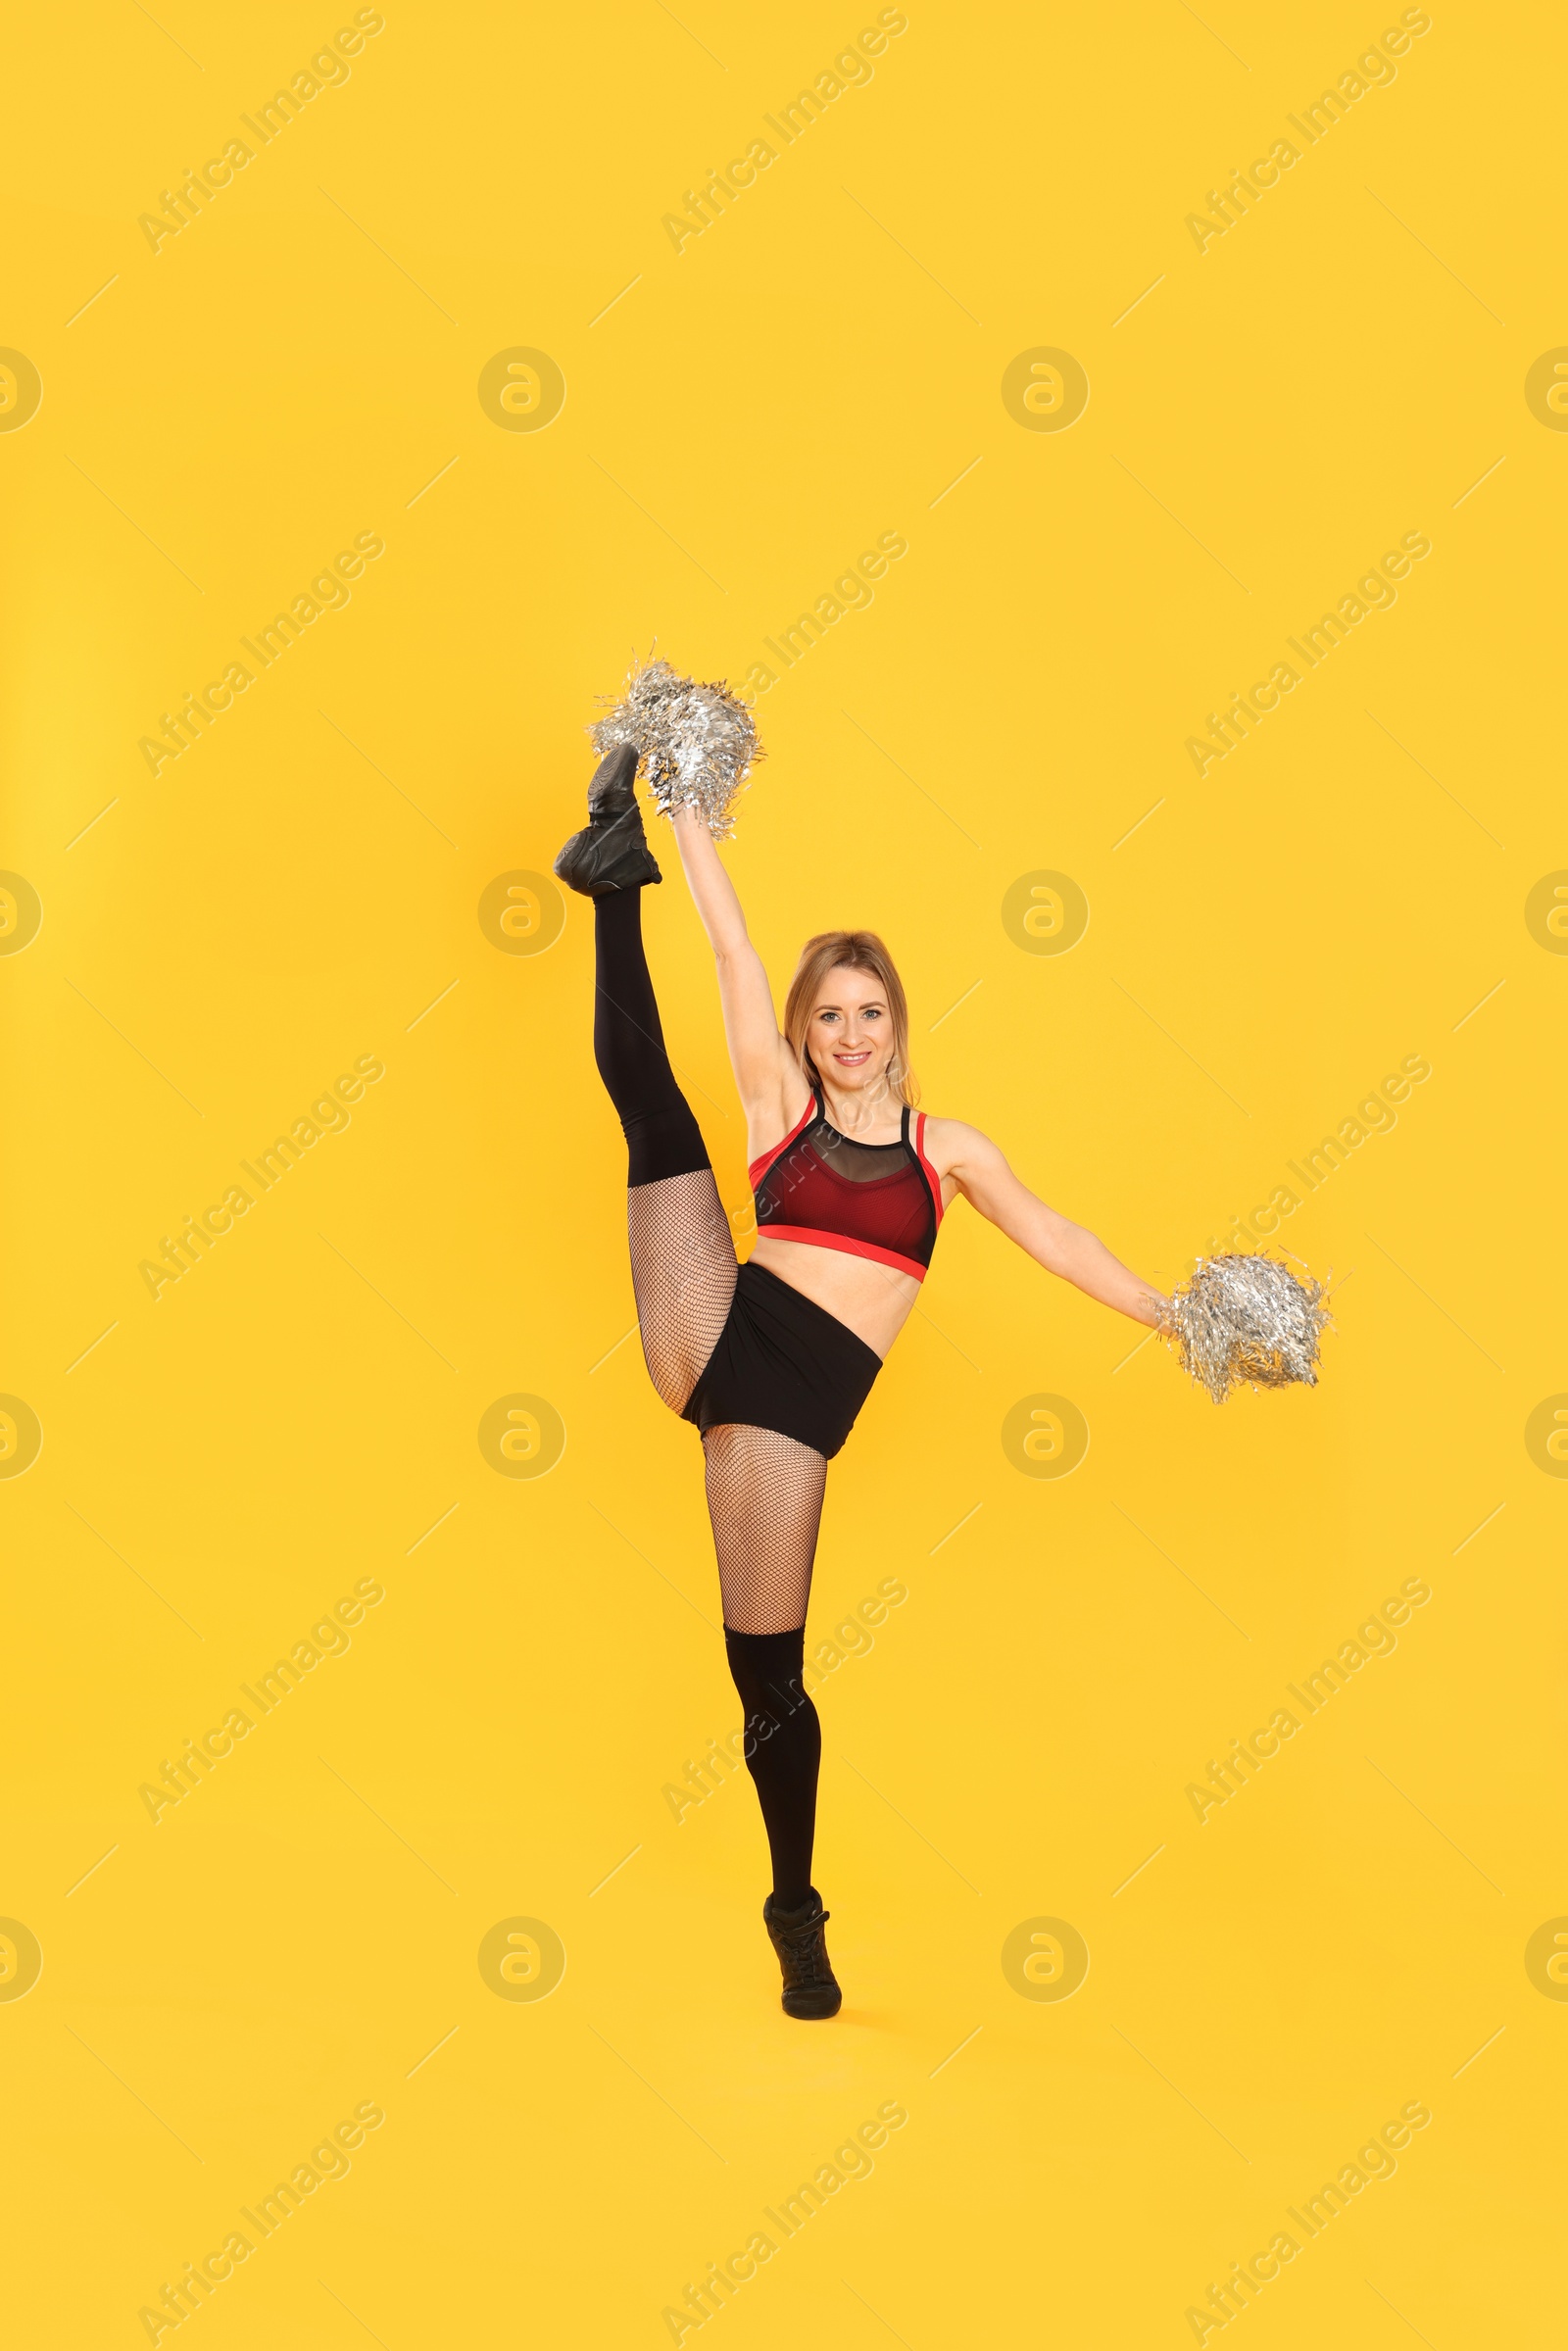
[834,1051,871,1066]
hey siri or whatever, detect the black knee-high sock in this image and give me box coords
[594,890,709,1186]
[724,1627,819,1906]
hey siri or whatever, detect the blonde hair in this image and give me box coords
[783,930,918,1107]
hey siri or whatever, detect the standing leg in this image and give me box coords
[703,1423,842,2019]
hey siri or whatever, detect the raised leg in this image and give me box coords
[592,885,737,1410]
[625,1171,737,1411]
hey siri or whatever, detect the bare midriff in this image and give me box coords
[749,1233,921,1360]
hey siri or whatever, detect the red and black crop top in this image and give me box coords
[749,1089,945,1283]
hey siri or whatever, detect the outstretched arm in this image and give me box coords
[932,1120,1166,1326]
[670,807,801,1132]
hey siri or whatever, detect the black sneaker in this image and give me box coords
[554,744,662,896]
[763,1888,843,2020]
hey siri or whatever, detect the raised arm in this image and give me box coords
[930,1119,1166,1327]
[670,807,801,1136]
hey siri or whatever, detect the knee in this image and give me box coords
[724,1626,808,1715]
[624,1103,711,1189]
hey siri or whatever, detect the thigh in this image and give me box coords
[702,1422,827,1635]
[625,1168,738,1412]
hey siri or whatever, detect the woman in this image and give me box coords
[556,741,1166,2020]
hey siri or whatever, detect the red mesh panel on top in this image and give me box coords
[754,1110,937,1269]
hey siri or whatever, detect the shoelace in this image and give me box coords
[774,1910,832,1978]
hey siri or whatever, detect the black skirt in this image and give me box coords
[682,1259,884,1460]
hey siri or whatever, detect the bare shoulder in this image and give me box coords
[918,1115,1007,1179]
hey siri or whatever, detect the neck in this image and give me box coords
[818,1070,902,1137]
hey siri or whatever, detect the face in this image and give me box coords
[808,965,895,1095]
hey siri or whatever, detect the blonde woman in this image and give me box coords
[556,745,1164,2019]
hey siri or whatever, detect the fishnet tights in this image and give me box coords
[626,1169,737,1411]
[704,1424,827,1635]
[626,1171,827,1636]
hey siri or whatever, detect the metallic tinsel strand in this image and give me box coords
[1158,1252,1331,1404]
[588,654,762,839]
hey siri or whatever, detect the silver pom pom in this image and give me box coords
[1158,1252,1331,1404]
[588,655,762,839]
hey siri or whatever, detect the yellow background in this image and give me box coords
[5,1,1563,2341]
